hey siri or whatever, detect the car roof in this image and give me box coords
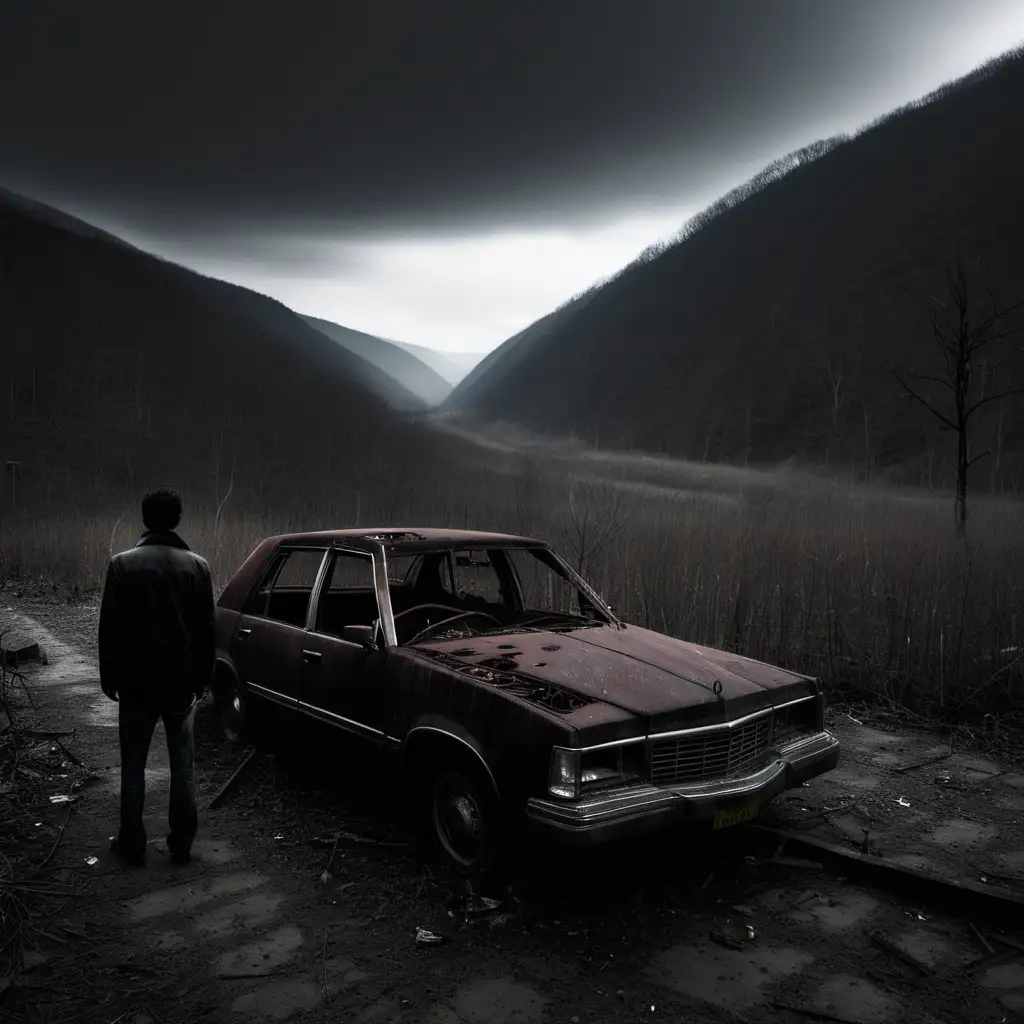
[267,527,547,553]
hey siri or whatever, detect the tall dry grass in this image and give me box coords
[1,455,1021,723]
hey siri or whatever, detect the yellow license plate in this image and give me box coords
[712,801,759,830]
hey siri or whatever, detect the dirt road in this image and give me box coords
[2,587,1023,1024]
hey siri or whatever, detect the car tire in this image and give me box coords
[426,764,501,876]
[216,678,261,746]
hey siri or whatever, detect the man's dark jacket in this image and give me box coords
[99,530,215,712]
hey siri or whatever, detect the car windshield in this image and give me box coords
[384,545,610,645]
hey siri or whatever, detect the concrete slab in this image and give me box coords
[929,819,998,849]
[787,890,880,932]
[812,973,898,1023]
[127,872,267,921]
[215,924,305,977]
[647,942,814,1012]
[427,977,548,1024]
[194,891,286,940]
[978,960,1024,1012]
[892,928,957,969]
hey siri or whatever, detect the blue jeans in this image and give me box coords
[118,702,197,857]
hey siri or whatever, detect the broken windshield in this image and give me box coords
[384,545,612,645]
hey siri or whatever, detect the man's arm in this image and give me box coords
[98,559,124,701]
[193,560,216,700]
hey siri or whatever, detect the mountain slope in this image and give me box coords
[301,315,450,406]
[390,341,486,385]
[0,190,440,521]
[446,49,1024,484]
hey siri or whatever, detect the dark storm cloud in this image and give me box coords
[0,0,1002,238]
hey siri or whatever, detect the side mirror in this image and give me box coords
[341,624,377,649]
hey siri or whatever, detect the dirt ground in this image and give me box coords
[2,583,1023,1024]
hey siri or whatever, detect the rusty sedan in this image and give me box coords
[212,528,839,871]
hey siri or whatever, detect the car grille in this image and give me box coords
[649,715,773,785]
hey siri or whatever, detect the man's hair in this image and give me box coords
[141,488,183,531]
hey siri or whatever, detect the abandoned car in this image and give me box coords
[213,529,840,870]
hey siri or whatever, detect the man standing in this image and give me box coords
[99,488,215,867]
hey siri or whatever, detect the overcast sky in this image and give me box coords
[3,2,1024,353]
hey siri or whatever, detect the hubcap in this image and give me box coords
[434,775,485,867]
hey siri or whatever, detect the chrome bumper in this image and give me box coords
[525,730,840,844]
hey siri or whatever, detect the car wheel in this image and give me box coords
[428,767,499,875]
[217,679,256,745]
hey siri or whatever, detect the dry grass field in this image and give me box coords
[2,438,1020,729]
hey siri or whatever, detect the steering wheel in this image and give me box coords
[405,610,502,646]
[517,611,582,628]
[393,603,466,624]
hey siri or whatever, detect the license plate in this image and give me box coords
[712,801,759,830]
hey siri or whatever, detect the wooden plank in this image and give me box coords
[205,748,259,810]
[743,824,1024,919]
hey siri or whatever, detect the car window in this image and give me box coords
[245,548,326,626]
[452,549,504,605]
[316,550,380,638]
[384,553,419,585]
[274,550,327,589]
[506,548,585,616]
[326,550,375,590]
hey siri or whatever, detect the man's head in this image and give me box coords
[141,487,183,532]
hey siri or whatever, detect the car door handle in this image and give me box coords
[237,628,252,640]
[301,649,322,662]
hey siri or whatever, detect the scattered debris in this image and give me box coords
[206,748,259,810]
[84,856,98,866]
[709,930,745,951]
[895,796,911,808]
[308,831,409,850]
[21,728,75,741]
[1,635,40,669]
[48,794,74,804]
[789,889,819,908]
[696,871,715,895]
[969,921,996,956]
[772,856,824,870]
[893,748,953,774]
[319,834,340,884]
[415,927,446,946]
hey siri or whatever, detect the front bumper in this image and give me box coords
[525,730,840,845]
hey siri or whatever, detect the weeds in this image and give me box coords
[0,453,1021,726]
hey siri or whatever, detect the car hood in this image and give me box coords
[418,624,817,732]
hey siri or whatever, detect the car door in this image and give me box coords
[298,547,395,745]
[232,547,330,714]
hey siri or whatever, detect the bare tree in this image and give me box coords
[820,356,844,466]
[563,478,625,578]
[892,263,1024,538]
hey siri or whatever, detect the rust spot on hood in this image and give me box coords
[416,648,591,714]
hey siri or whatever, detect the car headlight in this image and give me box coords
[773,696,821,743]
[548,744,643,799]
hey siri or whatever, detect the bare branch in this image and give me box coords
[908,372,955,393]
[965,387,1024,421]
[889,367,958,431]
[967,449,991,468]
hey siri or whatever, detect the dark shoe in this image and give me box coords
[109,838,146,868]
[166,836,191,866]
